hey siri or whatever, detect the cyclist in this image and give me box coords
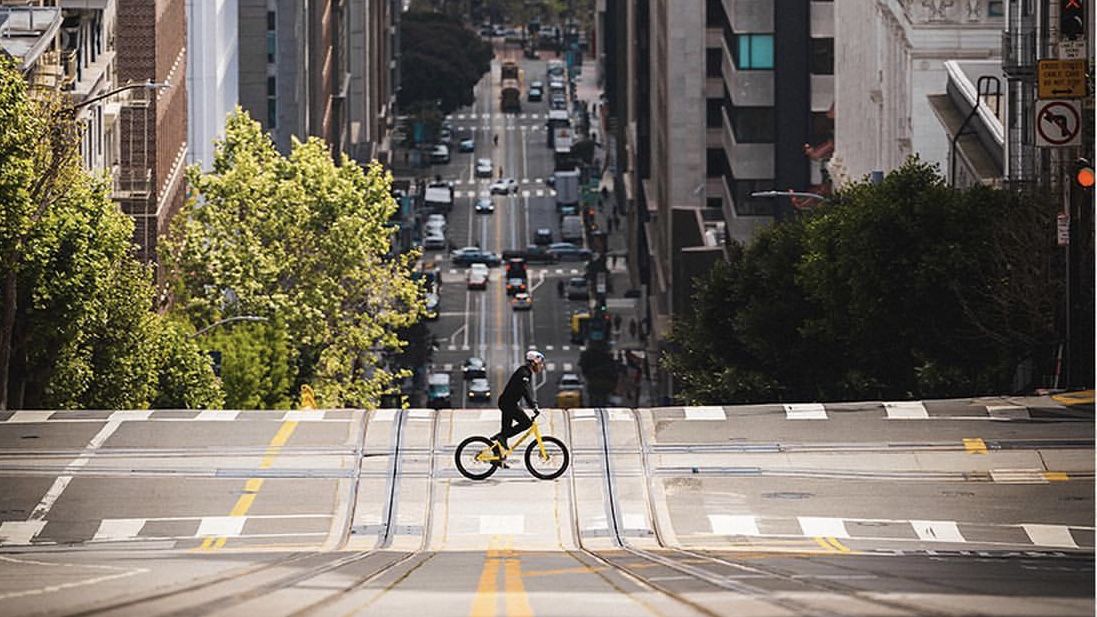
[493,350,545,466]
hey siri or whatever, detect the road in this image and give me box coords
[421,44,589,409]
[0,396,1092,616]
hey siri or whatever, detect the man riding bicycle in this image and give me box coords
[493,350,545,466]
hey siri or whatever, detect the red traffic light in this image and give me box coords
[1077,166,1095,188]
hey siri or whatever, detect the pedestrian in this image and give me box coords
[493,133,499,146]
[557,279,565,297]
[628,318,637,339]
[601,186,609,200]
[613,314,621,333]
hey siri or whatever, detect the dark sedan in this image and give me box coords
[501,245,560,264]
[546,242,592,262]
[451,247,502,267]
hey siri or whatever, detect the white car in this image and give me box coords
[426,213,446,227]
[558,373,583,390]
[422,232,447,250]
[467,263,489,289]
[430,144,450,164]
[490,178,518,195]
[475,158,493,178]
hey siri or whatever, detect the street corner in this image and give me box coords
[1051,389,1095,409]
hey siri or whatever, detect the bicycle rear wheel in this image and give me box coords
[524,436,569,480]
[455,436,499,480]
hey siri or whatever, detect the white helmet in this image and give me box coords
[525,350,545,365]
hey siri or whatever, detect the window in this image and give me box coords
[706,148,729,178]
[706,48,722,78]
[706,99,724,128]
[707,197,722,209]
[705,0,725,27]
[731,107,775,143]
[810,38,833,75]
[729,177,776,216]
[267,98,277,129]
[267,32,276,63]
[267,76,276,96]
[267,10,276,30]
[733,34,773,70]
[988,1,1004,16]
[811,111,833,145]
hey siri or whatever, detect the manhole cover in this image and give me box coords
[762,492,813,500]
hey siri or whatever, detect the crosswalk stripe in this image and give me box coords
[709,514,760,536]
[443,363,453,372]
[1022,524,1078,548]
[784,403,827,420]
[990,469,1048,484]
[196,516,246,538]
[911,520,965,542]
[986,405,1030,419]
[536,189,545,197]
[522,190,530,197]
[8,411,54,423]
[798,517,849,538]
[884,401,928,419]
[563,362,573,371]
[93,518,146,542]
[562,345,570,351]
[0,521,47,545]
[283,410,327,421]
[684,406,726,420]
[544,345,554,351]
[546,362,556,372]
[447,345,457,351]
[198,410,239,421]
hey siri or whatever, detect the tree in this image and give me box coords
[0,57,221,409]
[162,109,425,409]
[399,12,493,115]
[664,159,1062,404]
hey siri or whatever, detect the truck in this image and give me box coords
[423,181,454,214]
[501,61,520,81]
[553,169,580,214]
[546,109,569,147]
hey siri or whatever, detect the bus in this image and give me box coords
[546,108,569,147]
[501,78,521,112]
[501,60,520,81]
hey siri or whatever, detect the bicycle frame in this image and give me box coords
[475,419,548,462]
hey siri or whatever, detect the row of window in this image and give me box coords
[267,10,277,129]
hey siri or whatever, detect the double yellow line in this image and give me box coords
[469,536,533,617]
[813,536,852,554]
[198,418,300,551]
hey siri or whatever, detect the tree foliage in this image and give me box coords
[0,56,221,410]
[664,159,1061,404]
[162,109,425,409]
[399,12,493,114]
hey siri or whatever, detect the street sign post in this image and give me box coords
[1037,60,1086,99]
[1035,100,1083,147]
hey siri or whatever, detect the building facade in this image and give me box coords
[832,0,1003,187]
[187,0,238,170]
[239,0,396,163]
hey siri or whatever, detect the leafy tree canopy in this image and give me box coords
[664,159,1061,405]
[399,12,493,114]
[163,109,425,408]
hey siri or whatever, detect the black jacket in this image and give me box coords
[498,364,537,408]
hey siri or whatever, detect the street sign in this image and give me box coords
[1037,59,1086,98]
[1059,39,1087,59]
[1035,100,1083,147]
[1057,213,1070,246]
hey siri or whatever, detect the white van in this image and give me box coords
[560,215,583,243]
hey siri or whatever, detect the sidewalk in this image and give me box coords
[573,59,659,408]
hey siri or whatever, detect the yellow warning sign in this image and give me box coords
[1038,59,1086,99]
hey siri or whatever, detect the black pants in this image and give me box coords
[494,403,532,450]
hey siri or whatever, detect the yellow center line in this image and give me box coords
[503,555,533,617]
[1043,471,1070,482]
[812,537,836,552]
[470,537,502,617]
[963,438,988,454]
[825,537,852,553]
[197,418,302,551]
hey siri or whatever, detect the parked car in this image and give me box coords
[430,144,450,164]
[558,372,583,390]
[490,178,519,195]
[511,292,533,311]
[533,228,553,245]
[451,246,501,267]
[474,196,494,213]
[426,213,447,229]
[462,356,487,380]
[566,276,590,300]
[546,242,591,262]
[424,292,440,320]
[467,263,490,290]
[476,158,493,178]
[467,377,491,401]
[427,372,452,408]
[505,276,528,295]
[438,127,454,145]
[459,136,475,152]
[527,87,543,102]
[530,80,544,90]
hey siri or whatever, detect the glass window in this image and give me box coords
[267,32,276,63]
[267,10,276,30]
[735,34,773,70]
[731,107,775,143]
[706,99,724,127]
[267,98,277,129]
[988,1,1004,16]
[706,148,729,178]
[267,76,276,96]
[810,38,833,75]
[706,48,722,78]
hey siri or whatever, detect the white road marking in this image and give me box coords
[798,517,849,538]
[283,410,327,421]
[1022,524,1078,548]
[0,521,47,545]
[684,406,726,420]
[442,363,454,372]
[546,363,556,372]
[990,469,1048,484]
[197,410,239,421]
[0,554,148,600]
[29,418,125,522]
[448,345,457,351]
[709,514,760,536]
[911,520,965,543]
[93,518,146,542]
[408,409,433,420]
[562,362,573,371]
[536,189,544,197]
[570,409,597,419]
[986,405,1030,419]
[8,411,54,423]
[480,515,524,535]
[784,403,828,420]
[196,516,246,538]
[562,345,571,351]
[545,345,554,351]
[884,401,929,419]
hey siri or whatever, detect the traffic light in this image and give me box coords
[1075,159,1094,188]
[1061,0,1086,40]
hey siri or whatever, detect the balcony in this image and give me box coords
[810,1,834,38]
[722,105,773,180]
[722,30,773,107]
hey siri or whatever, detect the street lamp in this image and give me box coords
[190,316,269,338]
[72,80,170,112]
[750,190,827,201]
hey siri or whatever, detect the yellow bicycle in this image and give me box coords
[454,410,570,480]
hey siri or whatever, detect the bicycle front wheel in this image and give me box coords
[455,436,499,481]
[524,435,569,480]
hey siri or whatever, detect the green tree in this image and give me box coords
[399,12,493,114]
[0,57,220,409]
[664,159,1062,404]
[202,319,294,409]
[163,109,425,409]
